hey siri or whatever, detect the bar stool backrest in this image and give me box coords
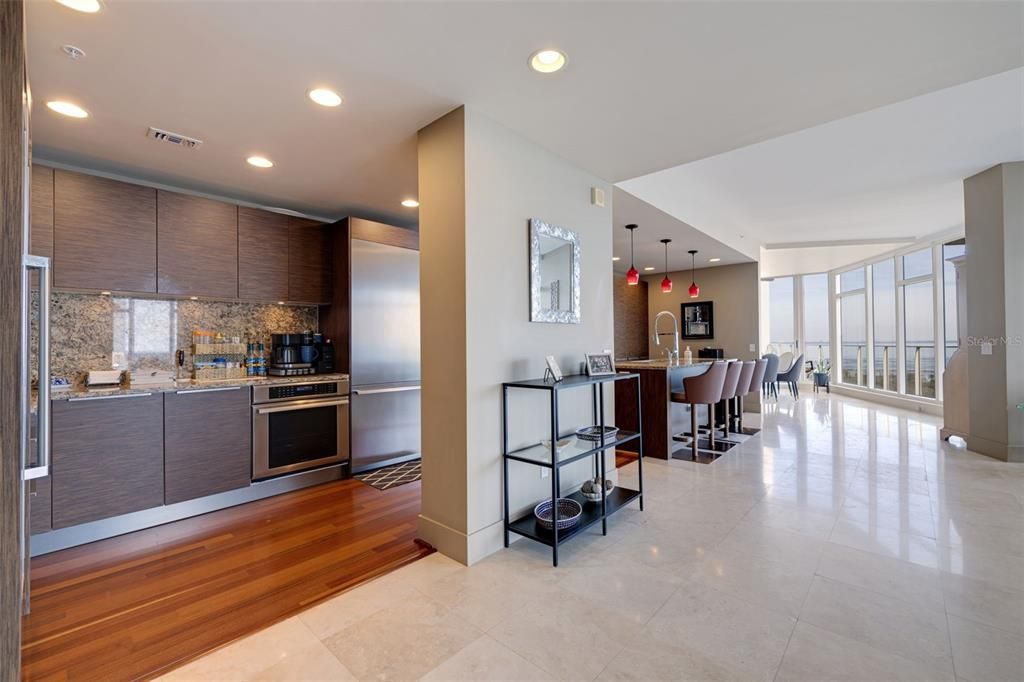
[749,358,768,393]
[762,354,780,385]
[683,360,728,404]
[720,361,743,401]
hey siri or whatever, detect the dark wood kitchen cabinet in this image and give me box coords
[288,217,332,303]
[51,393,164,529]
[30,164,53,259]
[238,207,290,301]
[157,191,239,298]
[163,387,251,505]
[29,478,51,534]
[53,169,157,292]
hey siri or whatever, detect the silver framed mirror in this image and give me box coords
[529,218,581,324]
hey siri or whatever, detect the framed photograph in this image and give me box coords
[544,355,564,382]
[681,301,714,340]
[585,353,616,377]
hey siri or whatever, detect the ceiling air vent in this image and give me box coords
[146,127,203,150]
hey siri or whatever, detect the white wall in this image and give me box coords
[418,107,615,564]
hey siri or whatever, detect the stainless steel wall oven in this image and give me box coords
[252,378,349,480]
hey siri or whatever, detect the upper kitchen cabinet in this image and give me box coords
[288,217,332,304]
[30,164,53,259]
[54,169,157,292]
[238,207,289,301]
[157,192,238,299]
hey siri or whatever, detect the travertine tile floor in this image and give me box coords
[162,394,1024,681]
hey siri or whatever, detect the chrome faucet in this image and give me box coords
[653,311,680,365]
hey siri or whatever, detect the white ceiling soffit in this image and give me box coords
[26,1,1023,223]
[619,68,1024,260]
[613,188,750,274]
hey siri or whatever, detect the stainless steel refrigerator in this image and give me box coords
[349,238,421,473]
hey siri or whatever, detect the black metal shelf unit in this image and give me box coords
[501,372,644,566]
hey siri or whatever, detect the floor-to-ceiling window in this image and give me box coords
[801,273,830,369]
[901,248,936,398]
[943,241,966,364]
[829,235,963,402]
[872,259,897,391]
[838,268,867,386]
[768,276,796,354]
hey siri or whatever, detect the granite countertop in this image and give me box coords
[616,359,723,370]
[49,373,351,401]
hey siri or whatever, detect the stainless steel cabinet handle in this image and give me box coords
[352,385,421,396]
[67,392,154,402]
[175,386,242,394]
[257,398,349,415]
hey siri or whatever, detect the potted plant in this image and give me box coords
[811,360,831,390]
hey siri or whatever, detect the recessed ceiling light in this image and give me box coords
[246,155,273,168]
[401,198,419,208]
[709,257,721,263]
[55,0,101,13]
[61,44,87,60]
[46,100,88,118]
[643,266,655,271]
[612,256,621,262]
[529,49,567,73]
[308,88,342,107]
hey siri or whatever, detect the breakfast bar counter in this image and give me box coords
[615,359,728,459]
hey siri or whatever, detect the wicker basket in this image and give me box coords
[533,498,583,531]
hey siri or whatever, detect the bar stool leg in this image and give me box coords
[708,403,716,448]
[690,405,699,460]
[737,395,744,432]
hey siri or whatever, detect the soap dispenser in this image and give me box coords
[683,346,693,365]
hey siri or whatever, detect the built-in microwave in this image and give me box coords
[252,378,350,480]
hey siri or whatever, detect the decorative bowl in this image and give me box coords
[575,425,620,442]
[580,477,615,502]
[533,498,583,531]
[540,438,573,454]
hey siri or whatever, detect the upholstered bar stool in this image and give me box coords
[740,358,767,433]
[670,361,727,461]
[727,360,756,436]
[716,361,744,440]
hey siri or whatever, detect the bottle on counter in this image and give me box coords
[683,346,693,365]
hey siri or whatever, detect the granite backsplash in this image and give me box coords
[36,293,317,385]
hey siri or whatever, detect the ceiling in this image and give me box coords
[619,67,1024,259]
[27,1,1024,225]
[612,188,750,274]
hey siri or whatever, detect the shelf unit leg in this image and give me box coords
[550,390,559,567]
[599,382,607,535]
[636,374,644,512]
[502,386,510,548]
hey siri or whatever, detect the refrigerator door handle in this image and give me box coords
[23,254,50,481]
[352,385,421,396]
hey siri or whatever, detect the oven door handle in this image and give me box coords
[256,398,349,415]
[351,385,421,396]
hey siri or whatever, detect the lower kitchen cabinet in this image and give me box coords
[51,393,165,529]
[163,387,251,504]
[29,477,52,534]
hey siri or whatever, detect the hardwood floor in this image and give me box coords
[21,478,428,681]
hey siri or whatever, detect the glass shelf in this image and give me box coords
[505,431,640,468]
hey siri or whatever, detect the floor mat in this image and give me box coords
[355,460,422,490]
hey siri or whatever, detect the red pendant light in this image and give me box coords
[688,249,700,298]
[625,224,639,285]
[660,238,672,293]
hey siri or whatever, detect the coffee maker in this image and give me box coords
[269,333,315,376]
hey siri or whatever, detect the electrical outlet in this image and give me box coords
[749,344,756,352]
[981,342,993,356]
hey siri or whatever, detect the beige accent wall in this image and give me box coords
[614,278,648,359]
[418,107,615,564]
[644,262,761,364]
[963,162,1024,462]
